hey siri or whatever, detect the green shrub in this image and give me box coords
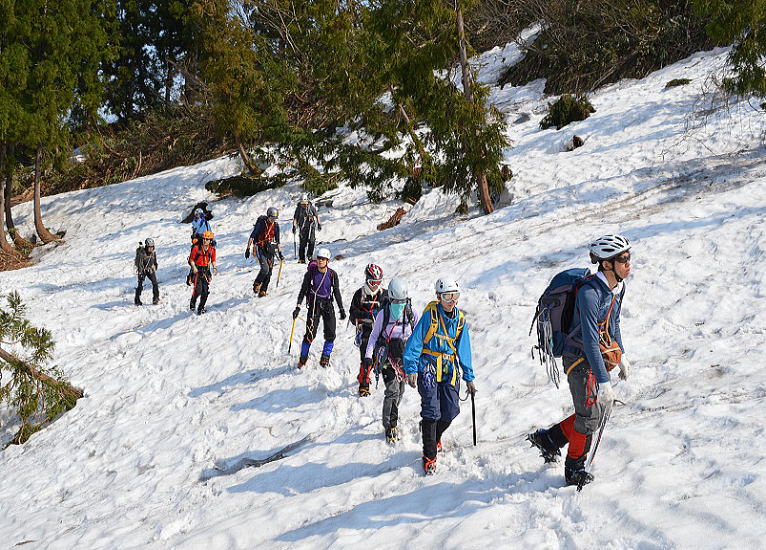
[540,95,596,130]
[205,173,289,197]
[665,78,692,88]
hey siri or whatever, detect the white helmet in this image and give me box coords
[144,237,155,247]
[388,278,408,301]
[194,207,203,216]
[300,194,309,203]
[589,234,631,262]
[434,278,459,294]
[316,247,331,260]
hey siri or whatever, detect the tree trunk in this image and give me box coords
[456,8,494,215]
[234,132,262,176]
[0,143,17,254]
[4,144,31,248]
[33,146,59,243]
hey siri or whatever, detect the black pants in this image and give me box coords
[303,298,336,344]
[299,226,316,262]
[254,248,276,292]
[135,271,159,302]
[190,268,211,310]
[422,418,452,460]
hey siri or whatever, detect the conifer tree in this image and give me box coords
[0,291,83,446]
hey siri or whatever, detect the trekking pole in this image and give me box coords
[293,231,297,258]
[288,317,298,354]
[276,257,284,287]
[471,393,477,446]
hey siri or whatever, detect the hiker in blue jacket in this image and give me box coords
[528,234,632,488]
[404,278,476,475]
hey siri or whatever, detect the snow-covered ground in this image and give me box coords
[1,47,765,549]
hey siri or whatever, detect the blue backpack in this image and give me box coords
[530,268,593,387]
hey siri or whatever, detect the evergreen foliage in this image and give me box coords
[502,0,714,94]
[665,78,693,88]
[694,0,766,97]
[0,292,83,445]
[540,95,596,130]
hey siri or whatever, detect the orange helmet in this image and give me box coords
[202,231,214,240]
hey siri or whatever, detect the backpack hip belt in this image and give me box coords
[422,349,458,385]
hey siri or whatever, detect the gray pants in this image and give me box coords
[567,360,606,436]
[382,364,406,429]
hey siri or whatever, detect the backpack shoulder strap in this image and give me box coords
[422,301,440,345]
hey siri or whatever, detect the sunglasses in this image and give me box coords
[317,257,329,261]
[612,253,631,264]
[367,279,382,286]
[203,238,212,242]
[439,292,459,303]
[390,297,408,305]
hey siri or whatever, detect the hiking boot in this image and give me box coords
[527,429,561,464]
[135,298,142,306]
[197,306,206,315]
[297,355,308,369]
[422,456,437,475]
[298,259,306,264]
[319,354,330,368]
[152,297,160,305]
[565,467,594,488]
[253,281,261,295]
[385,427,398,444]
[258,290,267,298]
[358,383,370,397]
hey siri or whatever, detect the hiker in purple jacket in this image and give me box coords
[365,278,419,443]
[292,248,345,368]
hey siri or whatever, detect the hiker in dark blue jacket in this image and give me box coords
[528,234,632,488]
[246,207,283,297]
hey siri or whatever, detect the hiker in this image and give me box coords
[404,278,475,474]
[349,264,387,396]
[292,195,321,264]
[365,278,419,443]
[292,248,345,368]
[134,238,159,305]
[527,234,631,488]
[191,207,212,244]
[246,207,283,297]
[187,208,214,286]
[188,230,218,315]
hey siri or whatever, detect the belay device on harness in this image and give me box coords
[529,268,592,388]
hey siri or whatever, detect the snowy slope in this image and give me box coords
[1,47,766,549]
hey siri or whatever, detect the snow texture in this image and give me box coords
[1,47,766,549]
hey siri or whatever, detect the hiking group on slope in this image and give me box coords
[132,202,632,485]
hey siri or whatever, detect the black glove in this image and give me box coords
[293,306,301,319]
[339,309,346,320]
[292,226,296,234]
[363,357,373,369]
[317,224,322,232]
[279,251,284,261]
[244,248,250,259]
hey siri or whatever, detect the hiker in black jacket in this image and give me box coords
[134,238,159,305]
[349,263,387,396]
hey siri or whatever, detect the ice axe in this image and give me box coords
[288,316,298,354]
[471,393,477,446]
[276,256,284,287]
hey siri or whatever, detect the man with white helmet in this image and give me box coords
[292,195,321,264]
[403,278,476,474]
[528,234,632,488]
[134,238,159,305]
[293,247,346,368]
[350,263,388,397]
[366,278,419,443]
